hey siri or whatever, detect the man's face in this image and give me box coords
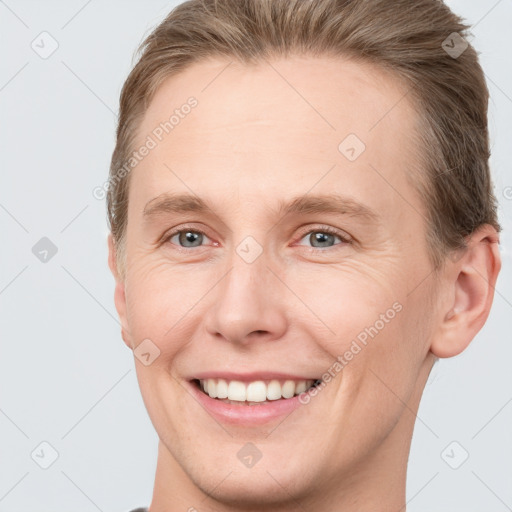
[112,56,441,504]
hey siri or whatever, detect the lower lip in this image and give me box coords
[187,380,309,425]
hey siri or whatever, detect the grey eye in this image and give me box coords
[171,230,206,248]
[297,230,343,249]
[309,232,337,248]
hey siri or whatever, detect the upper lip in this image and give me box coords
[191,371,319,382]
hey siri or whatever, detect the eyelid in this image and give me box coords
[293,224,353,245]
[161,224,215,248]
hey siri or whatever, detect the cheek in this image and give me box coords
[320,303,430,474]
[338,288,434,434]
[123,259,221,359]
[287,260,408,356]
[300,262,429,420]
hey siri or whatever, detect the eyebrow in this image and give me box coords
[142,192,380,223]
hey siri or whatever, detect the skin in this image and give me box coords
[108,55,501,512]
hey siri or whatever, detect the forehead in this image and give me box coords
[129,54,424,223]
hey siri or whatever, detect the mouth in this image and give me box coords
[192,377,322,406]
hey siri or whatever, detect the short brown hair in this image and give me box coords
[107,0,501,280]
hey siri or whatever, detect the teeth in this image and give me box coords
[282,380,295,399]
[216,379,228,399]
[227,381,246,401]
[199,378,316,402]
[247,381,267,402]
[267,380,282,400]
[295,380,307,394]
[207,378,217,398]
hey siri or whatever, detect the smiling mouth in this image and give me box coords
[193,378,321,405]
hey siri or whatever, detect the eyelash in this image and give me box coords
[162,224,352,253]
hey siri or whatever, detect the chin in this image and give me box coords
[182,448,319,508]
[195,468,309,509]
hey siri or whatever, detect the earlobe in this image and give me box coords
[108,234,133,350]
[430,225,501,359]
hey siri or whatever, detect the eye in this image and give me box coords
[165,227,213,249]
[162,225,351,252]
[295,226,351,250]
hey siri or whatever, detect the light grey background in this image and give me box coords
[1,1,511,511]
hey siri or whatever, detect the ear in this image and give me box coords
[430,224,501,358]
[108,234,133,350]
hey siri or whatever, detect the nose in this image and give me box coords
[203,249,288,346]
